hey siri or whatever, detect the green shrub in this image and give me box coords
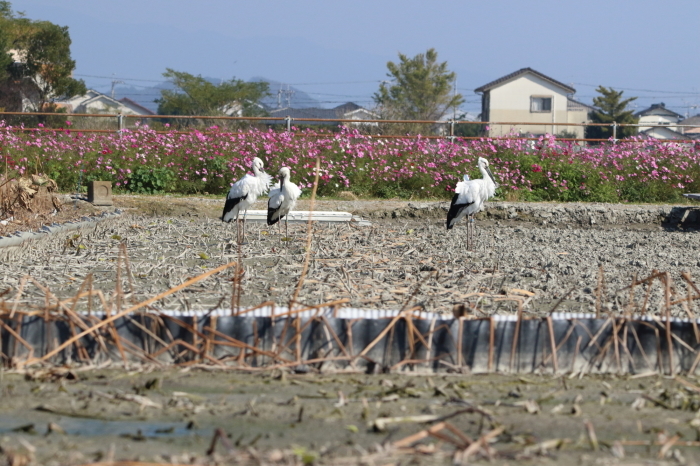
[126,167,175,194]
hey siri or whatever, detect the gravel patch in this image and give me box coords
[3,199,700,317]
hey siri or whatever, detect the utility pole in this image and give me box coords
[453,78,457,120]
[111,79,124,100]
[277,85,295,108]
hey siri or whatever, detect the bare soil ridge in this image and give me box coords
[115,195,700,228]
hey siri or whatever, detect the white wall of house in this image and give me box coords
[485,74,573,137]
[641,126,686,140]
[118,99,155,116]
[565,101,591,139]
[638,110,681,133]
[344,108,378,120]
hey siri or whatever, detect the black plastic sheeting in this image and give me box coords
[3,314,698,374]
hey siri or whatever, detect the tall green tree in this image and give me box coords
[0,2,85,111]
[0,3,14,84]
[18,21,86,107]
[586,86,638,141]
[156,69,269,119]
[373,48,463,134]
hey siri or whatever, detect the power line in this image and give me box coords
[576,94,698,100]
[275,80,381,86]
[572,82,700,95]
[75,73,164,83]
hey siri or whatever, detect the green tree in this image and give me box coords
[156,69,269,122]
[0,2,14,84]
[0,2,85,112]
[585,86,638,141]
[373,48,464,134]
[453,114,485,138]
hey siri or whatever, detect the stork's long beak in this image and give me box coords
[486,166,499,187]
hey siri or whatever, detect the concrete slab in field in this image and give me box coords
[243,210,355,223]
[684,194,700,201]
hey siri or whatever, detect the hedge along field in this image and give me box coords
[2,120,700,203]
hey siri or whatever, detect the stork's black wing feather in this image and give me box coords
[221,194,247,222]
[446,193,473,230]
[267,206,282,225]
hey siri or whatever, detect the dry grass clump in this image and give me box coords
[0,174,61,235]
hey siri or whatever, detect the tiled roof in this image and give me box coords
[475,68,575,94]
[639,127,687,140]
[119,97,155,115]
[679,115,700,127]
[567,97,595,111]
[634,102,684,119]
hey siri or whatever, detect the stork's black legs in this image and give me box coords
[240,210,248,245]
[465,215,476,251]
[235,215,241,245]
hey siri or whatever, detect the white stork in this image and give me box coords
[446,157,498,249]
[221,157,272,244]
[267,167,302,239]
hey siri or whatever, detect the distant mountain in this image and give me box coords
[94,81,173,113]
[250,77,322,110]
[96,76,322,114]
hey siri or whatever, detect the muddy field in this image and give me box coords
[1,196,700,316]
[1,368,700,465]
[3,196,700,465]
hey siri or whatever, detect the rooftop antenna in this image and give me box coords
[683,100,698,119]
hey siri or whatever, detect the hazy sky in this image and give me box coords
[11,0,700,116]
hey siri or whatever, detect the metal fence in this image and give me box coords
[0,111,698,144]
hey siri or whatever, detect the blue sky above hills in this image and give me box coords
[12,0,700,117]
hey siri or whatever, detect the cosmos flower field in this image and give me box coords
[1,121,699,203]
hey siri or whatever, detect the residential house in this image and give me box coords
[634,103,684,134]
[474,68,592,139]
[56,90,153,116]
[678,114,700,139]
[118,97,156,116]
[6,48,41,112]
[267,102,378,126]
[638,126,688,140]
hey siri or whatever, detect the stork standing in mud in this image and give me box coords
[221,157,272,244]
[267,167,302,239]
[446,157,498,249]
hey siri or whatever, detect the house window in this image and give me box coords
[531,96,552,113]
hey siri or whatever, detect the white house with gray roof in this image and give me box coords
[475,68,593,139]
[56,90,153,116]
[634,102,684,134]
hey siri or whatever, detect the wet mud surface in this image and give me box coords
[1,368,700,465]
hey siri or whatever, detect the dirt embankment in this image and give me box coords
[114,194,700,228]
[4,193,698,233]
